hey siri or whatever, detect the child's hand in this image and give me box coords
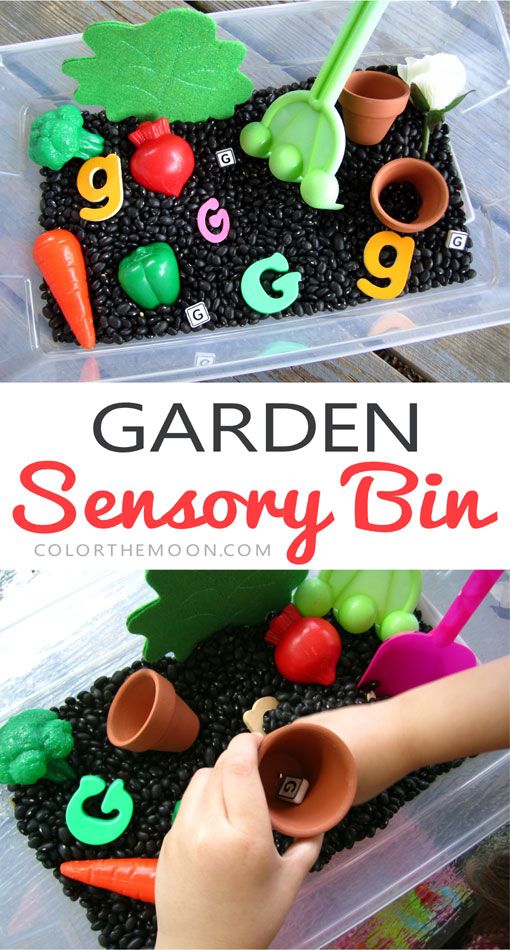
[155,732,323,949]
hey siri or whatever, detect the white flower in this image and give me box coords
[397,53,467,111]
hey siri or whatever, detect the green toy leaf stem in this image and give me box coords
[442,89,474,112]
[410,81,431,114]
[426,90,475,125]
[413,86,474,157]
[421,116,431,159]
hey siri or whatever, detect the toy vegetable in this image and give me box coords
[129,118,194,197]
[33,229,96,349]
[29,104,104,171]
[118,242,180,310]
[0,709,75,785]
[266,604,341,685]
[61,858,157,902]
[294,570,422,641]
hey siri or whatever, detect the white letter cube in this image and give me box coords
[216,147,236,167]
[278,776,310,804]
[185,301,211,328]
[446,230,468,251]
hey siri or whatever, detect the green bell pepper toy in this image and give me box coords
[118,242,180,309]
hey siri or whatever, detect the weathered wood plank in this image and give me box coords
[387,325,510,383]
[228,352,407,383]
[102,1,188,20]
[0,1,126,42]
[0,0,187,42]
[194,0,278,10]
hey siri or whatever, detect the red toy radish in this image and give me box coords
[61,858,157,902]
[33,229,96,349]
[129,118,194,197]
[266,604,341,685]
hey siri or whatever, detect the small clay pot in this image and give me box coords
[370,157,449,234]
[107,669,199,753]
[258,721,357,837]
[340,71,410,146]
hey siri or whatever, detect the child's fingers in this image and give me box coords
[280,834,324,889]
[214,733,271,835]
[173,767,212,825]
[200,755,228,825]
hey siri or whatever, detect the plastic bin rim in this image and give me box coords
[10,0,508,55]
[0,0,313,54]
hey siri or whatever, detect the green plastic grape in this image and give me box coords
[269,144,303,181]
[293,571,422,641]
[239,122,271,158]
[379,610,420,642]
[294,577,332,617]
[335,594,377,634]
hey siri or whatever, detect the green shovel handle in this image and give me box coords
[310,0,389,107]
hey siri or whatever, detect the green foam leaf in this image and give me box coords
[62,8,253,123]
[127,570,308,662]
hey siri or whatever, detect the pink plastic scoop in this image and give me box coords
[358,570,504,696]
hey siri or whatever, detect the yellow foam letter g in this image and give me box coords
[77,153,123,221]
[357,231,415,300]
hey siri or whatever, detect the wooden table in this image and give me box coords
[2,0,508,382]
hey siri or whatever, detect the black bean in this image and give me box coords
[37,77,472,347]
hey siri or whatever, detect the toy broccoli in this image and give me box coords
[0,708,76,785]
[29,104,104,171]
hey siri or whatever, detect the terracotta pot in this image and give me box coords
[258,722,357,837]
[340,71,410,146]
[107,669,199,753]
[370,157,449,234]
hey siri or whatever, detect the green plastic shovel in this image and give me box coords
[240,0,389,210]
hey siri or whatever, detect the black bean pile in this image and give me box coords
[380,181,422,224]
[9,611,463,949]
[38,67,475,346]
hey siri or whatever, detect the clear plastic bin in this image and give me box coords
[0,570,508,948]
[0,0,508,381]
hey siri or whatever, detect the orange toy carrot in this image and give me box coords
[60,858,157,902]
[33,229,96,349]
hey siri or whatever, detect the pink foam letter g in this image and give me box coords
[197,197,230,244]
